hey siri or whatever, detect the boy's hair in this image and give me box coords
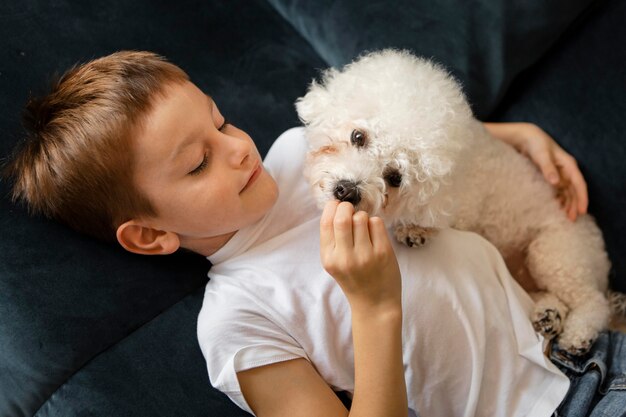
[1,50,189,243]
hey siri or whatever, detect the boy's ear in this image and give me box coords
[116,220,180,255]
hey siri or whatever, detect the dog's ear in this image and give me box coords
[295,68,339,126]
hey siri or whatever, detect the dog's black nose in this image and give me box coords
[333,180,361,206]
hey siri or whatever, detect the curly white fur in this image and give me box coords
[296,49,612,355]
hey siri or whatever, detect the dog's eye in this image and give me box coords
[350,129,367,147]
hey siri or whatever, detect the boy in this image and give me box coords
[3,51,622,417]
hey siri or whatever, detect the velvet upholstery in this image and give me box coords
[0,0,624,416]
[489,0,626,293]
[0,1,324,416]
[265,0,599,119]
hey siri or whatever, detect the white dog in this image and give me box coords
[296,49,612,355]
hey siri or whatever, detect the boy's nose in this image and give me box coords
[227,138,252,168]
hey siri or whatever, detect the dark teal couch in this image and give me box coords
[1,0,624,416]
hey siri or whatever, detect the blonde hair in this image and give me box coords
[1,50,189,243]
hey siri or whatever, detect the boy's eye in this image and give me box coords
[189,152,208,176]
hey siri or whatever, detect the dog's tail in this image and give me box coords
[608,290,626,317]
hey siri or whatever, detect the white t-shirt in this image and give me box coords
[197,127,570,417]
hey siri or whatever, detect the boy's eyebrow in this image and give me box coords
[170,93,215,164]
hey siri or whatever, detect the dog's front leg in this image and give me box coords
[394,224,438,247]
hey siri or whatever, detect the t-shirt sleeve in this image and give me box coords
[197,290,308,415]
[262,126,309,183]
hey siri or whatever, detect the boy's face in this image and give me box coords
[122,80,278,256]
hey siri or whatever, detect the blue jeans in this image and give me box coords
[550,331,626,417]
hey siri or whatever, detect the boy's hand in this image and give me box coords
[518,123,588,222]
[319,200,402,312]
[484,122,588,221]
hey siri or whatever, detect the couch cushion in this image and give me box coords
[488,0,626,291]
[0,0,325,415]
[32,289,250,417]
[266,0,600,119]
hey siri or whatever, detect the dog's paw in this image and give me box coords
[556,313,602,356]
[394,225,437,247]
[532,308,563,338]
[530,291,569,339]
[552,296,608,356]
[557,334,596,356]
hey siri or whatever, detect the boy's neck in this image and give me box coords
[181,230,238,257]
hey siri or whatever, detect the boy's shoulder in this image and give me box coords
[263,127,307,173]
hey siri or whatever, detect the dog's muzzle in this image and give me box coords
[333,180,361,206]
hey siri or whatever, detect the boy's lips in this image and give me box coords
[241,161,262,193]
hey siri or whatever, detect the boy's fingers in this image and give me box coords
[352,211,372,249]
[534,149,559,185]
[570,184,581,220]
[557,184,572,219]
[333,202,355,248]
[368,216,390,249]
[320,200,339,248]
[568,167,589,214]
[563,185,577,221]
[557,152,588,214]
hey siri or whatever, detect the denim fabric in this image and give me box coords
[550,331,626,417]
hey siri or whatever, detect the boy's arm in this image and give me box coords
[238,308,405,417]
[238,304,404,417]
[238,201,408,417]
[237,358,349,417]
